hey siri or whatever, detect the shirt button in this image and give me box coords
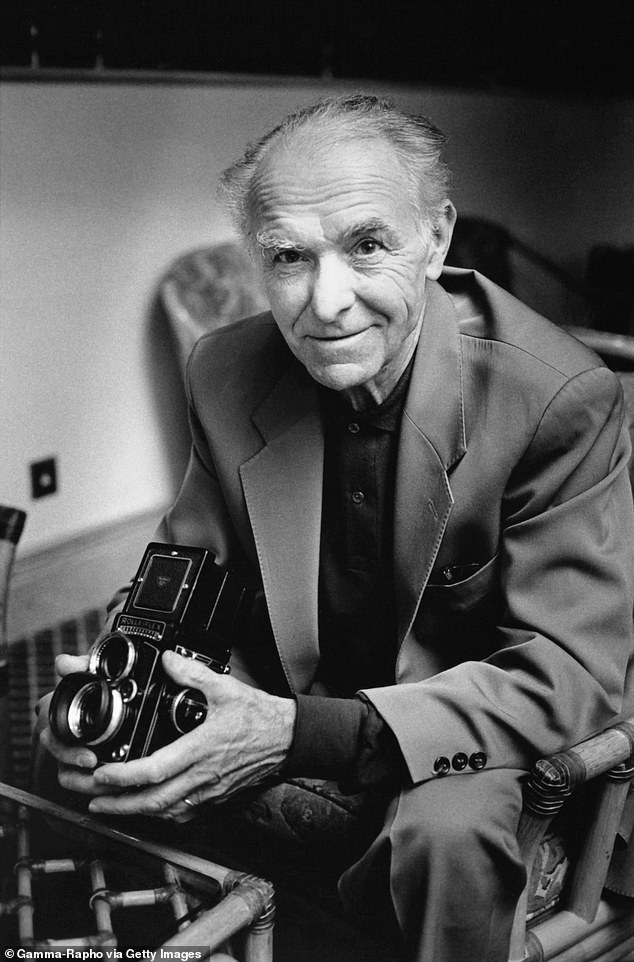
[433,756,451,776]
[351,490,365,504]
[469,752,488,770]
[452,752,468,771]
[348,421,361,434]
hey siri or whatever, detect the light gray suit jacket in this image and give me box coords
[155,268,634,786]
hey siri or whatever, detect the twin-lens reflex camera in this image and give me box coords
[48,542,253,764]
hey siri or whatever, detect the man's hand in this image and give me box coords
[38,652,105,796]
[77,649,297,822]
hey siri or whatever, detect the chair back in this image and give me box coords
[159,242,268,373]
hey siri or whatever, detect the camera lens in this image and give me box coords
[49,671,125,747]
[169,687,207,734]
[89,632,136,682]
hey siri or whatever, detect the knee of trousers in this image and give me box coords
[389,769,527,891]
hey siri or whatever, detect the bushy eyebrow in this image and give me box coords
[255,230,305,253]
[255,218,399,254]
[342,218,395,243]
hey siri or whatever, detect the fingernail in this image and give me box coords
[77,754,96,768]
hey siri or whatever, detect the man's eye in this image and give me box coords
[274,249,304,265]
[354,238,384,257]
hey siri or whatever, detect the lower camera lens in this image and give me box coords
[170,687,207,734]
[49,671,125,747]
[89,631,136,682]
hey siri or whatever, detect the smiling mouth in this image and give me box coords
[308,330,369,342]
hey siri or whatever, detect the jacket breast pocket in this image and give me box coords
[426,552,501,613]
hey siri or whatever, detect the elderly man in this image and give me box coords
[40,95,634,961]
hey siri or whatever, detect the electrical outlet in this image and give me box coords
[30,457,58,499]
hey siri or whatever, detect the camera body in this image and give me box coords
[49,542,253,764]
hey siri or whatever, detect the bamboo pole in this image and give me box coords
[568,761,634,922]
[89,859,114,942]
[163,861,189,932]
[545,923,634,961]
[15,805,35,944]
[0,781,244,890]
[161,876,275,962]
[524,901,634,961]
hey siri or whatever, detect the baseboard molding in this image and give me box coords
[8,507,167,641]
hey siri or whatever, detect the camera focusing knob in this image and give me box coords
[169,687,207,734]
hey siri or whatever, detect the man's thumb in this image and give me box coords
[161,648,214,688]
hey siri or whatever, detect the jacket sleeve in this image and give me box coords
[363,366,634,784]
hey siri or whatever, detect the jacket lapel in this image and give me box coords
[394,280,466,647]
[239,361,323,693]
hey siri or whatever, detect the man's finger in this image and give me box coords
[35,691,53,718]
[58,762,115,796]
[92,724,207,789]
[88,768,221,817]
[40,727,98,769]
[55,652,90,677]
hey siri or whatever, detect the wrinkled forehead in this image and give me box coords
[246,131,419,239]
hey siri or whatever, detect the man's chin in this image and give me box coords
[308,362,374,395]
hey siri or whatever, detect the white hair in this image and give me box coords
[219,94,451,246]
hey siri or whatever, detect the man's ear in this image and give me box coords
[424,201,457,281]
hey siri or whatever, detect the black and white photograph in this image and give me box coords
[1,3,634,960]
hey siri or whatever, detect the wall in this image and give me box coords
[1,78,633,555]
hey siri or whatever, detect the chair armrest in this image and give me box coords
[523,718,634,818]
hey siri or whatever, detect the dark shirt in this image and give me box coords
[316,372,404,693]
[284,362,414,790]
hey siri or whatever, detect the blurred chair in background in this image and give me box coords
[159,242,268,373]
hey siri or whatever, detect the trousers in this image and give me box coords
[339,768,527,962]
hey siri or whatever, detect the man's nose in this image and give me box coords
[309,255,355,322]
